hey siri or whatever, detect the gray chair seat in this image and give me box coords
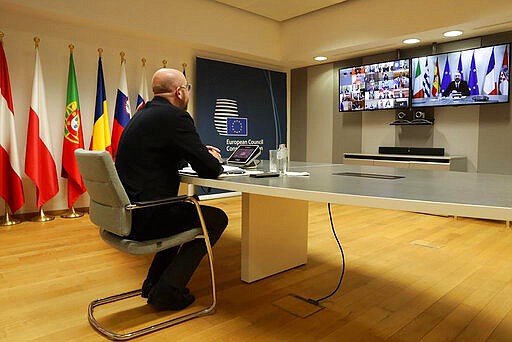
[100,227,202,255]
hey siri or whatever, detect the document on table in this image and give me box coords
[179,165,247,176]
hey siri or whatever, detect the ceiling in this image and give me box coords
[214,0,347,21]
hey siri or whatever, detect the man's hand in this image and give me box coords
[206,145,222,160]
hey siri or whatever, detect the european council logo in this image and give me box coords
[226,117,247,136]
[213,98,248,136]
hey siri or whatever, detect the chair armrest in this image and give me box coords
[127,195,189,210]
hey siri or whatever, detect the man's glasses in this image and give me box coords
[178,84,192,92]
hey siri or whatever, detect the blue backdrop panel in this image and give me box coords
[195,57,287,160]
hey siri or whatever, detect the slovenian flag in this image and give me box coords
[25,42,59,208]
[136,59,149,111]
[468,52,479,95]
[111,56,131,159]
[483,48,498,95]
[90,54,112,155]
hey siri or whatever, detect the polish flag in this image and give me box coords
[0,39,25,213]
[25,44,59,208]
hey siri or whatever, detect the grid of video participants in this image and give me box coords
[339,59,410,111]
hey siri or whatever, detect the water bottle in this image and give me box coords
[277,143,288,174]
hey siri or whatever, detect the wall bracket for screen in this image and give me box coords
[390,108,434,125]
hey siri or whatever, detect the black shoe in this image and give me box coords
[141,278,190,299]
[147,284,195,311]
[141,278,153,298]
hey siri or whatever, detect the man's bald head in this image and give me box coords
[151,68,190,110]
[152,68,186,94]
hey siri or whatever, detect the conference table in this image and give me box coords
[180,161,512,283]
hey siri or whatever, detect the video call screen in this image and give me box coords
[411,43,510,108]
[339,59,410,112]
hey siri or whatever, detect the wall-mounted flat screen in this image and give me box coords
[339,59,410,112]
[411,43,510,108]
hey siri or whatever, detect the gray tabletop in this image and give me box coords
[181,161,512,221]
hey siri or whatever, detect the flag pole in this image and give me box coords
[61,43,84,219]
[0,202,21,226]
[28,37,55,223]
[61,206,84,218]
[31,207,54,222]
[0,34,20,226]
[162,59,167,68]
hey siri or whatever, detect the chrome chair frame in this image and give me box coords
[75,149,216,340]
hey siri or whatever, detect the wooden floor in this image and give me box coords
[1,196,512,341]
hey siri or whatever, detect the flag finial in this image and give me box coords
[141,57,146,66]
[98,48,103,58]
[68,44,74,53]
[0,31,4,42]
[120,51,126,64]
[162,59,167,68]
[34,36,40,48]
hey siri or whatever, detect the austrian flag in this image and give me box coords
[0,36,25,213]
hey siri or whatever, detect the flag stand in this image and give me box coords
[30,208,54,222]
[61,206,84,219]
[0,204,21,226]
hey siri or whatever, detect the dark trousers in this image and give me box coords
[130,202,228,289]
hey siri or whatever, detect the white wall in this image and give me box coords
[0,2,284,215]
[361,111,396,154]
[306,64,333,162]
[433,106,479,172]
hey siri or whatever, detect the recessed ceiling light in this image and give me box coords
[403,38,420,44]
[443,30,463,37]
[314,56,327,61]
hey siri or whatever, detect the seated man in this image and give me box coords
[115,68,228,310]
[442,72,471,97]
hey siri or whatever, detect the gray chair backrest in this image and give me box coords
[75,149,132,236]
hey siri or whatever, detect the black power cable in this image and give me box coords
[307,203,346,305]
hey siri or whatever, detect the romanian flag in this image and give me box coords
[25,42,59,208]
[61,49,86,208]
[111,56,131,159]
[0,37,25,213]
[90,55,112,155]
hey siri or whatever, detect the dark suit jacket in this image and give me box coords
[115,96,222,232]
[442,80,471,97]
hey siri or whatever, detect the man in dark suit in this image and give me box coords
[443,72,471,96]
[115,68,227,310]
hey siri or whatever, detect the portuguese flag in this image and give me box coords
[61,50,86,208]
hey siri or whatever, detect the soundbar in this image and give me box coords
[378,146,445,156]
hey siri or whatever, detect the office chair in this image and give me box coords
[74,149,216,340]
